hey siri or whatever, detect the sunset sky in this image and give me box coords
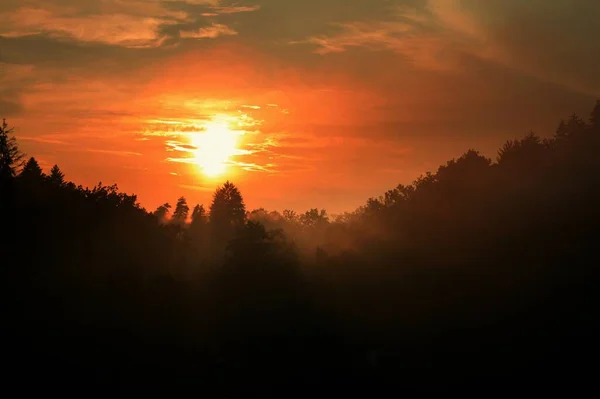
[1,0,599,213]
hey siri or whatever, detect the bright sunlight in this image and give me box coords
[191,120,240,177]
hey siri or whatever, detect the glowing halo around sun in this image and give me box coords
[190,120,241,177]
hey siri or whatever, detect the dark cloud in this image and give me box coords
[0,35,172,72]
[467,0,600,95]
[298,0,600,95]
[209,0,423,49]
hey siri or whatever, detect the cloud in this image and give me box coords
[180,23,237,39]
[166,140,198,153]
[0,7,176,48]
[179,184,215,192]
[434,0,600,96]
[0,62,36,118]
[234,161,276,173]
[295,2,492,71]
[85,149,143,157]
[0,0,260,47]
[165,157,195,164]
[298,0,600,94]
[17,135,71,145]
[161,0,260,15]
[298,21,460,71]
[211,5,261,14]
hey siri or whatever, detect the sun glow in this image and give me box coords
[191,120,240,177]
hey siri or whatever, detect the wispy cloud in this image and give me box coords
[166,140,197,152]
[165,157,196,164]
[424,0,600,95]
[1,7,174,48]
[211,5,261,15]
[179,184,215,192]
[18,136,71,146]
[180,23,237,39]
[234,161,277,173]
[296,6,475,71]
[296,0,600,94]
[0,0,260,47]
[86,149,142,157]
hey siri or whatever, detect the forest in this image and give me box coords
[2,101,599,395]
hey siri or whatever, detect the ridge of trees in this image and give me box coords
[1,100,600,394]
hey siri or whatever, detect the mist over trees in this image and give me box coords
[2,101,600,395]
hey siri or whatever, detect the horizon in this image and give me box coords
[2,0,599,213]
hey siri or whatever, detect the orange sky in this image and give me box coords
[1,0,599,213]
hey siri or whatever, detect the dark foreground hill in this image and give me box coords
[2,103,600,395]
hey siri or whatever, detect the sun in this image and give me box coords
[191,120,240,177]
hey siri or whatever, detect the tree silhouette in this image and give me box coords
[589,100,600,131]
[299,208,329,228]
[190,204,206,234]
[210,181,246,225]
[209,181,246,251]
[226,221,280,264]
[438,149,491,178]
[48,165,65,186]
[554,119,569,142]
[587,101,600,152]
[19,157,44,181]
[0,119,24,186]
[565,113,587,142]
[172,196,189,225]
[497,132,544,167]
[191,204,206,225]
[19,157,46,199]
[246,208,285,231]
[154,202,171,223]
[282,209,298,223]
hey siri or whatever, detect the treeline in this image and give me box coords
[1,102,600,395]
